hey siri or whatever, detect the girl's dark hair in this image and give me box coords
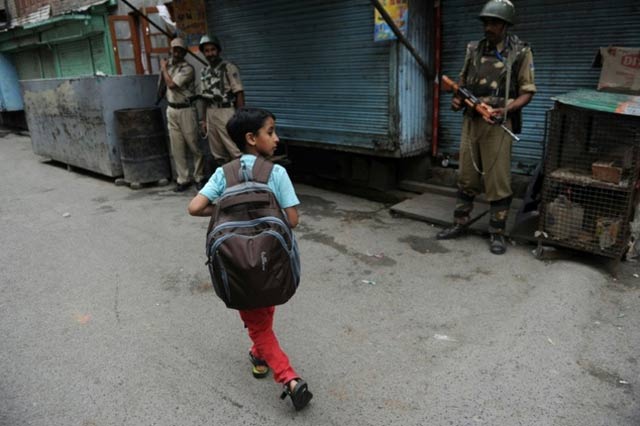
[226,107,276,151]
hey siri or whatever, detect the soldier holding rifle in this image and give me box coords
[437,0,536,255]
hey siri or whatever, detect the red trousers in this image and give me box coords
[239,306,298,384]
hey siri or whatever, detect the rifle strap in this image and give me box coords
[503,57,511,121]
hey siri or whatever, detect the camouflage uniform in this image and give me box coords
[454,34,536,235]
[166,59,204,185]
[199,58,243,163]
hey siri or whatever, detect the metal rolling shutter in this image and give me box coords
[57,39,94,77]
[90,34,110,75]
[439,0,640,174]
[39,47,57,78]
[11,50,42,80]
[207,0,391,150]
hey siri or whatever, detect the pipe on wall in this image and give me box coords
[431,0,441,157]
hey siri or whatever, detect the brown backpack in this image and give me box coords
[205,157,301,310]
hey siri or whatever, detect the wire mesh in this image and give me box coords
[538,103,640,258]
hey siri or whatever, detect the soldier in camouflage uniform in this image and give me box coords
[197,35,244,165]
[160,38,205,192]
[437,0,536,255]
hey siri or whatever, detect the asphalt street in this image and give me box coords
[1,132,639,426]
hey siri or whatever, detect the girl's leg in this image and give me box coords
[239,307,298,384]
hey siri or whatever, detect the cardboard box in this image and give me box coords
[594,47,640,94]
[592,160,622,184]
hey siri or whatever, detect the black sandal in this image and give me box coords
[280,379,313,411]
[249,352,269,379]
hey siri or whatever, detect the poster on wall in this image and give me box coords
[173,0,207,48]
[374,0,408,42]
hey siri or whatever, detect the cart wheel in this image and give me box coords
[157,178,170,186]
[130,182,143,190]
[114,178,127,186]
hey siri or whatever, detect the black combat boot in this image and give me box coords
[174,182,191,192]
[436,223,467,240]
[489,233,506,255]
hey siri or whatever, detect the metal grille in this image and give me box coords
[538,103,640,258]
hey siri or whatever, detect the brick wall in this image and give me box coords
[15,0,99,18]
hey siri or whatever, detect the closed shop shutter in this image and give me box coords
[439,0,640,173]
[90,34,110,75]
[39,47,56,78]
[207,0,391,150]
[11,50,42,80]
[57,39,94,77]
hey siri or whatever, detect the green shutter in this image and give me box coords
[90,34,110,75]
[39,47,56,78]
[57,39,94,77]
[11,50,42,80]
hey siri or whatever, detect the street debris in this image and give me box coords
[547,337,555,345]
[532,245,559,259]
[619,380,630,385]
[74,313,91,324]
[633,274,639,278]
[434,334,457,342]
[361,279,376,286]
[365,251,385,259]
[62,212,71,218]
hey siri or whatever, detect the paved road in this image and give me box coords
[1,132,639,426]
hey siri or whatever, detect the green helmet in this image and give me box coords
[478,0,515,25]
[199,34,221,52]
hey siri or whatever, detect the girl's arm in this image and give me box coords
[284,206,299,228]
[188,194,216,217]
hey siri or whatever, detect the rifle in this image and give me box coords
[441,75,520,142]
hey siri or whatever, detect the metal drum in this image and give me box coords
[114,107,171,186]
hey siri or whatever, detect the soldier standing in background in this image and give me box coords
[197,35,244,165]
[436,0,536,255]
[160,38,205,192]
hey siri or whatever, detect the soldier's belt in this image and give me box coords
[168,102,191,109]
[206,100,232,108]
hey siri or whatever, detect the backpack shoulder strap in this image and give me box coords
[222,159,242,187]
[252,157,274,184]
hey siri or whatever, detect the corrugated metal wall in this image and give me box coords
[10,35,109,80]
[397,0,432,157]
[439,0,640,173]
[12,50,43,79]
[11,48,56,79]
[58,39,95,77]
[90,34,110,74]
[207,0,391,151]
[0,53,24,111]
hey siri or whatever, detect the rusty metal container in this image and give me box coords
[114,107,171,185]
[22,75,159,177]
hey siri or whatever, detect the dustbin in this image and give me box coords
[114,107,171,188]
